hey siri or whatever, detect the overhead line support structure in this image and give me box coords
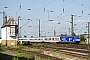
[87,22,90,44]
[71,15,74,35]
[18,16,20,41]
[39,19,40,37]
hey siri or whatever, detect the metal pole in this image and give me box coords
[54,30,56,37]
[69,28,70,35]
[20,27,21,38]
[3,11,5,24]
[39,19,40,37]
[18,16,20,40]
[71,15,74,35]
[88,22,90,44]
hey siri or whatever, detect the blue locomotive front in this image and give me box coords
[60,36,80,44]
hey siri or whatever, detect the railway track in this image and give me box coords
[25,43,90,59]
[10,48,63,60]
[31,43,89,49]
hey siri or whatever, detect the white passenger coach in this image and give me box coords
[18,36,60,44]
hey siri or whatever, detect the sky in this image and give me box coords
[0,0,90,37]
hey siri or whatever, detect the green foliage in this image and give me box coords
[0,43,3,51]
[18,45,24,49]
[61,34,67,36]
[36,50,43,54]
[28,55,35,60]
[17,50,22,53]
[12,57,18,60]
[88,53,90,60]
[35,56,50,60]
[0,43,2,48]
[80,41,86,44]
[41,44,47,48]
[88,46,90,50]
[80,34,86,41]
[37,44,42,47]
[56,48,59,51]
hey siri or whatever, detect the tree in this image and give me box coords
[80,34,86,41]
[60,34,67,36]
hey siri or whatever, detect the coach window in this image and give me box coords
[49,38,51,40]
[52,38,54,40]
[45,38,47,40]
[55,38,57,40]
[57,38,59,40]
[42,38,44,40]
[46,38,49,40]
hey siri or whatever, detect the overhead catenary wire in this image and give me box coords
[16,0,37,17]
[20,20,31,28]
[22,0,56,19]
[19,0,37,10]
[17,0,90,20]
[16,0,90,37]
[22,0,90,22]
[53,0,90,21]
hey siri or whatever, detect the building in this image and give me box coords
[1,18,18,46]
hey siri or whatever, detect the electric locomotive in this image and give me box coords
[60,36,80,44]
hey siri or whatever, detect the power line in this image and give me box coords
[19,0,37,10]
[23,0,56,19]
[16,0,37,17]
[55,1,89,21]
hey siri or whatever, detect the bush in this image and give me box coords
[80,34,86,42]
[37,50,43,54]
[18,45,24,50]
[12,57,18,60]
[56,48,60,51]
[41,44,47,48]
[28,55,35,60]
[0,44,3,51]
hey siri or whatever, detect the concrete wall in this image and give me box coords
[1,40,17,46]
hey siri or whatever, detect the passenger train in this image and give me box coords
[18,36,80,44]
